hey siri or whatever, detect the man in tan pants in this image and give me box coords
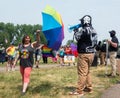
[69,15,97,96]
[77,53,94,94]
[107,30,119,77]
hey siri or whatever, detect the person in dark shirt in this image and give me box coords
[107,30,119,77]
[35,48,42,68]
[99,40,107,65]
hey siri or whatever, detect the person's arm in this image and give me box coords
[31,41,44,49]
[31,41,37,48]
[107,40,118,48]
[13,51,19,66]
[13,46,20,66]
[37,44,44,49]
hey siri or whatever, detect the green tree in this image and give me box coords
[0,22,47,47]
[5,23,15,43]
[0,32,9,48]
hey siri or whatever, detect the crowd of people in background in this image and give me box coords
[0,39,78,71]
[96,40,107,66]
[0,32,119,72]
[95,30,119,77]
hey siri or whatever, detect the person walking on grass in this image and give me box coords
[14,35,43,95]
[58,46,65,66]
[107,30,119,77]
[34,30,42,68]
[69,15,97,96]
[35,48,42,68]
[6,44,17,71]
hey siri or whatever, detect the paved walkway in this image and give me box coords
[101,59,120,98]
[101,83,120,98]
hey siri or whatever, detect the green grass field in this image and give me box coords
[0,63,120,98]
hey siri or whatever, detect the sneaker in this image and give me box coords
[69,91,84,96]
[83,87,93,93]
[36,66,39,68]
[107,73,116,78]
[107,73,112,77]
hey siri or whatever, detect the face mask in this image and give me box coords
[110,33,115,37]
[81,15,92,27]
[83,16,91,25]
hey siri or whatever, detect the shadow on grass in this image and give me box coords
[30,81,76,96]
[96,73,107,78]
[31,81,61,96]
[63,86,76,92]
[32,81,53,92]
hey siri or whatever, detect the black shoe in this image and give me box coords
[83,87,93,93]
[36,66,39,68]
[107,74,116,78]
[107,73,112,77]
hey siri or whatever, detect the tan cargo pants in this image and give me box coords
[77,53,94,93]
[109,52,117,76]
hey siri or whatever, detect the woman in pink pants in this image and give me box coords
[14,35,43,95]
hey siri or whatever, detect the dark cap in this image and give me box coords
[109,30,116,34]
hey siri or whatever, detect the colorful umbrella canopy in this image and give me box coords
[42,5,64,50]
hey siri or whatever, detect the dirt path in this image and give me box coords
[101,83,120,98]
[0,64,60,72]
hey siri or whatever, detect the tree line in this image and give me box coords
[0,22,47,48]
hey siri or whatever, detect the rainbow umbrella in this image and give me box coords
[42,5,64,50]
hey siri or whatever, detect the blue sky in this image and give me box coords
[0,0,120,45]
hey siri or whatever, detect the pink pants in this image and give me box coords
[20,66,32,83]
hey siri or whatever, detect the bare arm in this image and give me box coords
[31,41,44,49]
[107,40,118,48]
[37,44,44,49]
